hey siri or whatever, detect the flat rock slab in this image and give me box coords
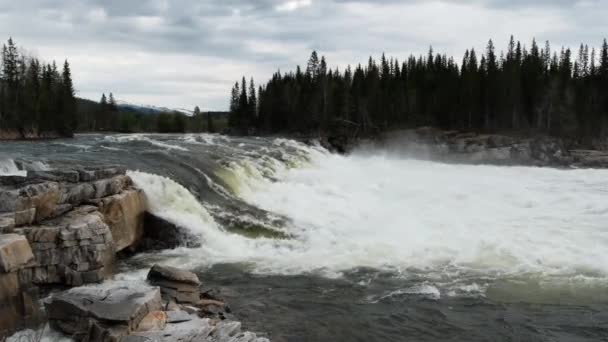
[46,285,162,335]
[0,234,34,273]
[130,316,270,342]
[166,310,192,323]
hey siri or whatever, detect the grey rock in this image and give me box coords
[166,310,193,323]
[93,176,130,199]
[28,170,80,183]
[147,265,201,304]
[140,212,201,251]
[46,285,163,338]
[0,213,15,233]
[148,264,200,286]
[63,183,95,205]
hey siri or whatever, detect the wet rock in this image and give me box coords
[147,264,201,304]
[0,276,42,338]
[96,189,146,252]
[0,234,34,273]
[140,212,201,251]
[46,285,162,340]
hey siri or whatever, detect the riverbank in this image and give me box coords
[309,127,608,168]
[0,129,71,141]
[0,166,267,341]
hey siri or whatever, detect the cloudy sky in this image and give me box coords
[1,0,606,110]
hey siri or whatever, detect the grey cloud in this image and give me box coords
[0,0,604,110]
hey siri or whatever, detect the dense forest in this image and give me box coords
[0,38,76,137]
[230,37,608,145]
[0,38,222,138]
[77,94,224,134]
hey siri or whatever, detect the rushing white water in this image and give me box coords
[104,134,189,151]
[0,158,26,176]
[128,139,608,288]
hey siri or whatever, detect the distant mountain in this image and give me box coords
[116,101,194,116]
[77,97,228,119]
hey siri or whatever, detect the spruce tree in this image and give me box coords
[62,60,76,133]
[248,78,257,126]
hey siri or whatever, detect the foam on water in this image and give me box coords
[126,138,608,294]
[104,134,188,151]
[0,158,26,176]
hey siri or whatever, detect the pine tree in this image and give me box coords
[61,60,76,133]
[108,93,117,111]
[600,39,608,77]
[248,78,257,126]
[306,51,319,79]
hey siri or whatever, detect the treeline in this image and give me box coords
[0,38,76,137]
[230,37,608,144]
[77,94,223,134]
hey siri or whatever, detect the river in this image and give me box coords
[2,133,608,341]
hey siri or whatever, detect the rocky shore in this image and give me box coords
[0,129,68,141]
[371,127,608,168]
[0,166,266,341]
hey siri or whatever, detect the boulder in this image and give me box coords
[97,190,146,252]
[140,213,201,251]
[0,234,34,273]
[46,285,163,341]
[147,265,201,304]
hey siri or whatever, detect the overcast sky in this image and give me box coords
[1,0,606,110]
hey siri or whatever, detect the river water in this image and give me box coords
[2,133,608,341]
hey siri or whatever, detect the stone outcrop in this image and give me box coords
[0,165,248,340]
[0,166,147,337]
[147,264,201,304]
[15,208,115,286]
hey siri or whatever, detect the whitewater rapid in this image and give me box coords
[4,133,608,341]
[4,133,608,297]
[127,138,608,290]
